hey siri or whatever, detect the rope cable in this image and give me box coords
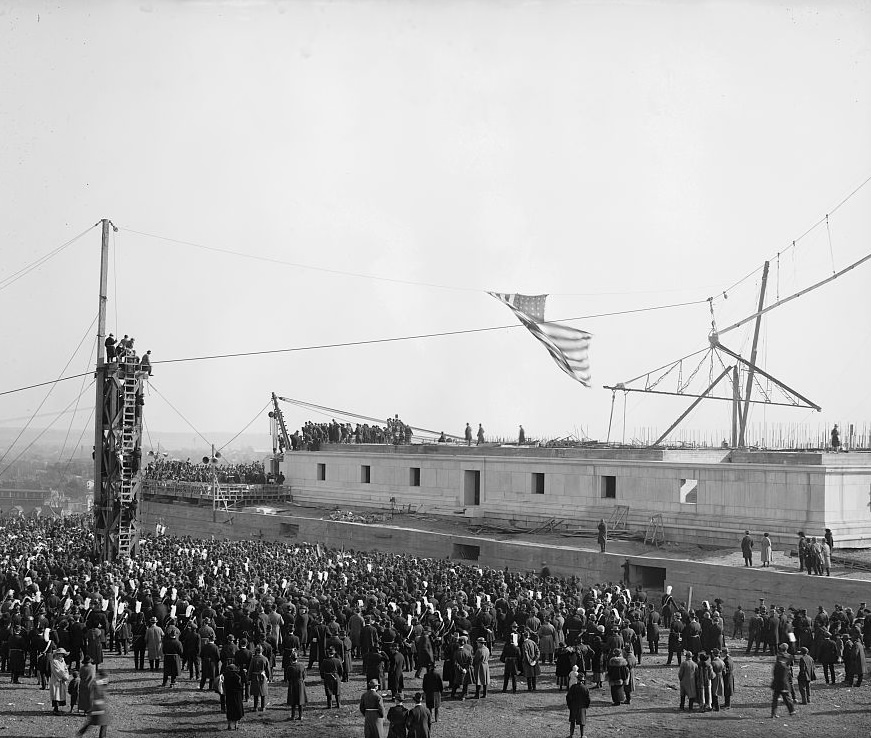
[217,400,272,453]
[58,334,98,462]
[0,300,705,399]
[112,228,120,334]
[825,214,836,274]
[147,382,213,449]
[149,300,706,367]
[0,313,98,468]
[118,226,719,299]
[710,173,871,302]
[58,405,96,481]
[0,224,98,293]
[0,379,96,479]
[279,396,463,440]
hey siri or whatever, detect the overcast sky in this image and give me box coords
[1,0,869,455]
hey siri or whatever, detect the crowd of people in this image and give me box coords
[104,333,152,376]
[289,416,414,451]
[0,513,868,736]
[739,529,836,574]
[144,459,268,485]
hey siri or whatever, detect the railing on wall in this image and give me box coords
[142,479,291,506]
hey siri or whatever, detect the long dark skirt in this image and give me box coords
[226,689,245,722]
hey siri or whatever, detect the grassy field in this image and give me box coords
[4,636,871,738]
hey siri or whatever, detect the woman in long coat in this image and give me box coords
[695,652,713,710]
[761,534,773,567]
[48,648,70,714]
[78,656,96,714]
[710,649,725,710]
[285,651,308,720]
[85,627,104,667]
[223,663,245,730]
[553,611,566,649]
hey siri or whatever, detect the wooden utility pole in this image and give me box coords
[93,219,111,557]
[731,365,740,447]
[739,261,769,447]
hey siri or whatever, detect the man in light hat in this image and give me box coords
[471,636,490,699]
[145,617,164,671]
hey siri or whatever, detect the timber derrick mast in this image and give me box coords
[94,351,145,560]
[92,218,145,561]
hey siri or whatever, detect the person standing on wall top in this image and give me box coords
[464,424,472,446]
[741,531,754,567]
[518,426,526,444]
[761,533,772,568]
[597,519,607,553]
[104,334,116,362]
[476,424,485,445]
[831,424,841,452]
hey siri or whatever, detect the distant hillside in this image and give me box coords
[0,427,272,460]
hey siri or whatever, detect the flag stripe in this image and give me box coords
[488,292,592,387]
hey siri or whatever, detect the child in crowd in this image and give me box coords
[68,669,80,713]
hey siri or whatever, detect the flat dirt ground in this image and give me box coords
[4,637,870,738]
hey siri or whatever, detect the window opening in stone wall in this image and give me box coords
[410,467,421,487]
[601,475,616,499]
[452,543,480,561]
[361,465,371,484]
[680,478,698,504]
[317,463,326,481]
[532,472,545,494]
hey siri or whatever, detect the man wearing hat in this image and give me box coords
[359,679,387,738]
[471,636,490,699]
[406,692,432,738]
[145,616,164,671]
[385,694,408,737]
[104,333,116,362]
[200,634,220,692]
[451,636,473,699]
[321,645,344,709]
[796,646,816,704]
[771,643,796,717]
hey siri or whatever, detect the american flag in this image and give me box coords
[489,292,592,387]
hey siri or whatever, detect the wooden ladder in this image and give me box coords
[608,505,630,532]
[644,513,664,547]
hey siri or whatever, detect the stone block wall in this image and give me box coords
[141,499,871,621]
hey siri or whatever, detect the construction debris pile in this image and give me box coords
[325,509,388,524]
